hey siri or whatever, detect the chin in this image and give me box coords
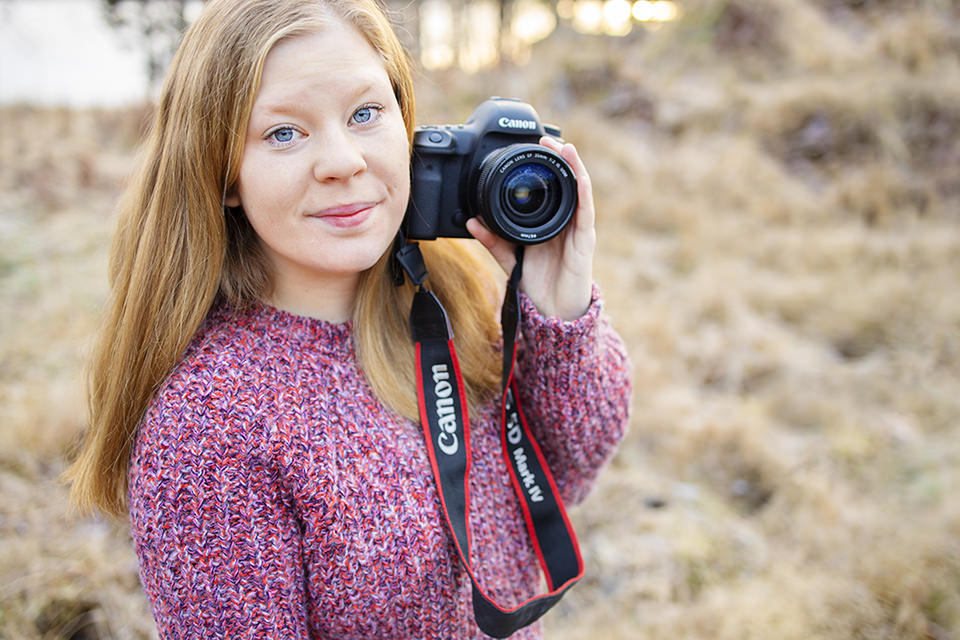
[335,245,392,277]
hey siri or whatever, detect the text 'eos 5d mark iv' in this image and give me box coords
[405,98,578,245]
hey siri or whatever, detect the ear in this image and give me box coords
[223,190,241,208]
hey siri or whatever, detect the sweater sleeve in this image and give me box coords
[128,374,311,639]
[513,283,632,505]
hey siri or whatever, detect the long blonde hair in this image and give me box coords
[65,0,501,519]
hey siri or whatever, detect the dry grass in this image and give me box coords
[2,0,959,637]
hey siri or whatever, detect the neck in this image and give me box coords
[266,268,359,324]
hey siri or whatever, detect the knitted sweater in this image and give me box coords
[128,286,631,639]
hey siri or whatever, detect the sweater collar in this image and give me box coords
[220,299,355,357]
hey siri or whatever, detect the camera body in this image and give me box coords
[405,98,578,245]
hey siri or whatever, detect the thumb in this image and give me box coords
[466,217,517,274]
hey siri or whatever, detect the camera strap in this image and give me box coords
[399,242,583,638]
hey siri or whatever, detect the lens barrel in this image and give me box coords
[475,144,577,245]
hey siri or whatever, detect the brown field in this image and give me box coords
[2,0,959,637]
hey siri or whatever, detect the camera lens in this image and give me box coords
[475,144,577,245]
[504,163,554,219]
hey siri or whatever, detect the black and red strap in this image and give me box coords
[403,243,583,638]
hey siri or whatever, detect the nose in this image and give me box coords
[312,127,367,183]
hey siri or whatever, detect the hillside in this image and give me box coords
[1,0,958,637]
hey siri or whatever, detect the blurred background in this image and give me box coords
[1,0,959,637]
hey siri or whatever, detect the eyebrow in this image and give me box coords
[254,78,384,119]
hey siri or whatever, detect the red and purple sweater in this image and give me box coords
[129,286,631,639]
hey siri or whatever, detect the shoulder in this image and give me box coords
[133,303,287,469]
[130,300,351,483]
[128,306,292,532]
[160,303,281,419]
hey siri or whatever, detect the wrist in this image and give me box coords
[523,282,596,322]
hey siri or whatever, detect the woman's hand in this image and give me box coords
[466,136,596,321]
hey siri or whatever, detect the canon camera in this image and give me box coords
[404,98,578,245]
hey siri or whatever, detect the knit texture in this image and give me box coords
[129,285,631,639]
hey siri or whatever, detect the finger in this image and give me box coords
[465,217,517,274]
[561,143,595,234]
[540,136,595,233]
[539,135,564,152]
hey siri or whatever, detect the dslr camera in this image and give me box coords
[405,98,578,245]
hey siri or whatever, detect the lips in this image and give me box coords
[310,202,377,228]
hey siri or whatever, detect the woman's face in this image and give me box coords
[226,23,410,317]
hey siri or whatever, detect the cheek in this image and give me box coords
[389,161,411,227]
[368,130,410,209]
[237,156,298,220]
[387,135,412,200]
[395,157,411,202]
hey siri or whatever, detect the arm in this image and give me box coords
[467,137,631,503]
[513,285,631,504]
[129,390,311,639]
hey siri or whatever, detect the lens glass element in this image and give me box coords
[503,163,556,219]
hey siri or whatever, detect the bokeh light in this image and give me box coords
[603,0,634,36]
[459,0,501,72]
[512,0,558,44]
[416,0,681,70]
[572,0,605,35]
[420,0,456,70]
[632,0,680,23]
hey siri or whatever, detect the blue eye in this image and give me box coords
[271,127,295,143]
[352,105,381,125]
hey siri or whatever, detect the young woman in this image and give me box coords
[65,0,631,637]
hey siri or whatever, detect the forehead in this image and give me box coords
[254,24,390,104]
